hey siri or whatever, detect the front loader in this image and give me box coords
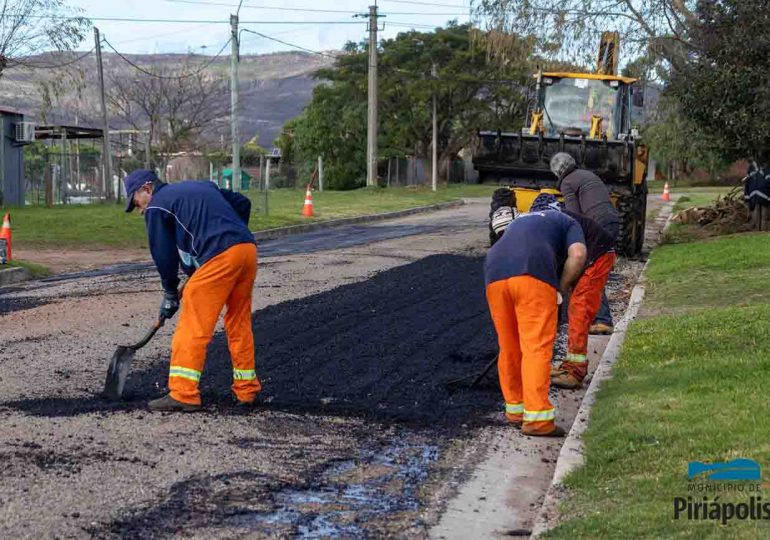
[473,32,649,256]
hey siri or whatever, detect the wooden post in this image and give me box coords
[44,161,53,208]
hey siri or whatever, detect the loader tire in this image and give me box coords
[616,194,645,257]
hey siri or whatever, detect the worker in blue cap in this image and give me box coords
[123,169,260,412]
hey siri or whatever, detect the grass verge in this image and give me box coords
[2,259,52,278]
[547,231,770,539]
[0,184,499,250]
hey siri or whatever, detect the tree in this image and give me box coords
[280,23,533,189]
[0,0,88,75]
[667,0,770,163]
[241,134,267,166]
[472,0,697,73]
[107,58,229,175]
[643,96,729,183]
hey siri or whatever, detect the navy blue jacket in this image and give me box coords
[484,211,585,289]
[144,181,256,292]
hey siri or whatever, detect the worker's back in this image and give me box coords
[559,168,619,232]
[145,180,255,273]
[484,210,584,289]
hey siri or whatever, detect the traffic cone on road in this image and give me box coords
[661,182,671,202]
[0,213,11,261]
[302,185,315,217]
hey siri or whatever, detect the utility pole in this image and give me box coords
[230,14,241,192]
[366,4,378,187]
[318,155,324,192]
[431,63,437,192]
[94,27,113,201]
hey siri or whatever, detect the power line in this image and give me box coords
[9,48,95,70]
[240,28,337,58]
[381,0,469,7]
[166,0,469,15]
[16,14,363,24]
[102,37,232,79]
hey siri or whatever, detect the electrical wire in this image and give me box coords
[165,0,469,15]
[380,0,468,7]
[15,14,363,24]
[9,47,95,69]
[240,28,337,58]
[102,37,231,79]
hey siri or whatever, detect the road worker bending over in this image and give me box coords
[123,169,261,412]
[528,194,616,390]
[484,195,587,437]
[551,152,618,335]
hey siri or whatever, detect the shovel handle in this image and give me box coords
[129,317,166,350]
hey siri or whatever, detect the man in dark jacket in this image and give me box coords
[529,193,616,389]
[124,169,261,412]
[550,152,618,334]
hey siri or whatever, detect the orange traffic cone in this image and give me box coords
[661,182,671,202]
[0,212,11,261]
[302,185,315,217]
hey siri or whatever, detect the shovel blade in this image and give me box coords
[103,346,136,401]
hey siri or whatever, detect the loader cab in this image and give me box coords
[535,73,636,140]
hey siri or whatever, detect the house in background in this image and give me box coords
[0,107,32,206]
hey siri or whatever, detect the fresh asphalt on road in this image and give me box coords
[0,199,647,538]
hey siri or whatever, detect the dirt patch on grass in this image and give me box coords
[13,248,150,275]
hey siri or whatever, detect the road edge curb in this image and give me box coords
[0,267,31,287]
[252,200,466,241]
[530,201,676,538]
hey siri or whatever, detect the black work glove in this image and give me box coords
[159,290,180,320]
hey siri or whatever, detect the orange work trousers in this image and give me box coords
[565,252,616,381]
[486,275,558,435]
[169,242,261,405]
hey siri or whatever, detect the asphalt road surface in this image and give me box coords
[0,199,649,538]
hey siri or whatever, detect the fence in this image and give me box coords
[384,157,479,186]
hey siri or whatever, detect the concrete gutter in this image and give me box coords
[0,267,30,287]
[253,200,465,241]
[530,202,677,538]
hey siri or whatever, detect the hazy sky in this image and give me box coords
[69,0,472,56]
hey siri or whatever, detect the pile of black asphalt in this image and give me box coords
[5,254,504,427]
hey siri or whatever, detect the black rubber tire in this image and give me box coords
[616,194,644,257]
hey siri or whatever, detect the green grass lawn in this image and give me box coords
[0,184,499,250]
[547,231,770,539]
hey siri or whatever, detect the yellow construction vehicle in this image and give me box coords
[474,32,649,256]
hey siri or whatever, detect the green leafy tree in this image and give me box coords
[472,0,696,72]
[643,96,729,183]
[241,135,266,166]
[280,23,533,189]
[668,0,770,163]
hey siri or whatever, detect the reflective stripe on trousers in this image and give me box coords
[169,366,202,382]
[233,368,257,380]
[566,353,587,363]
[505,402,524,414]
[524,408,556,422]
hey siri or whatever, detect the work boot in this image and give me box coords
[523,425,566,438]
[505,412,522,429]
[589,322,614,335]
[231,392,260,409]
[551,369,583,390]
[148,393,201,412]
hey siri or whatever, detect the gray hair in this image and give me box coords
[550,152,577,180]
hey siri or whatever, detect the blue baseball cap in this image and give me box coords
[124,169,158,212]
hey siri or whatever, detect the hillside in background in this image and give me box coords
[0,50,335,148]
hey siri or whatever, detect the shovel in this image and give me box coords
[102,317,166,401]
[445,353,499,393]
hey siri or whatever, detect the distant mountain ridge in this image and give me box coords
[0,50,336,148]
